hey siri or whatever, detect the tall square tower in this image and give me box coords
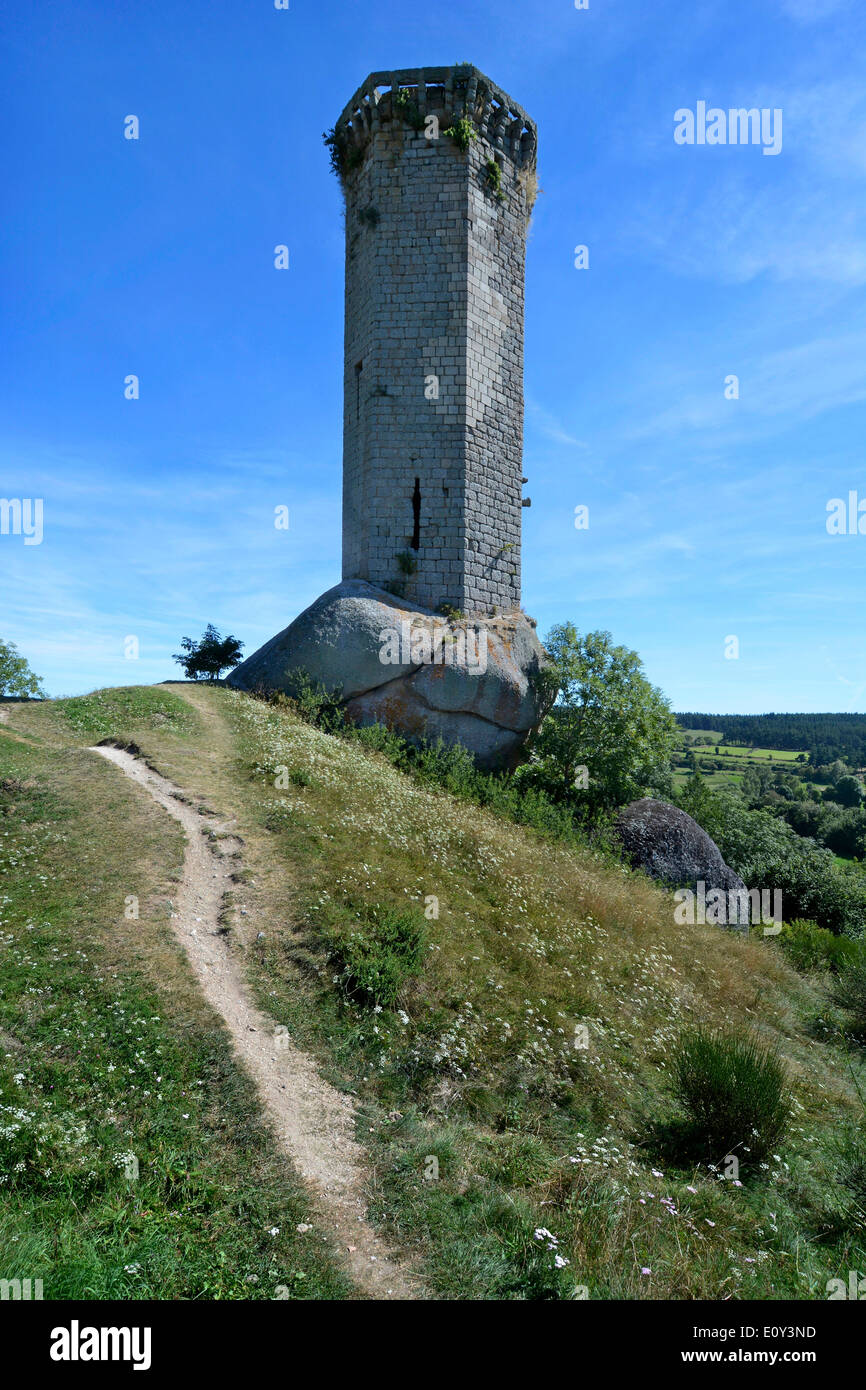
[333,65,537,616]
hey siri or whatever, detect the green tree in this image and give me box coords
[831,775,863,809]
[172,625,244,682]
[519,624,678,815]
[741,763,774,806]
[0,639,46,697]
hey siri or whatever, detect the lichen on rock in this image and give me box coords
[227,580,553,770]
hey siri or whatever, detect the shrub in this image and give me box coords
[669,1026,789,1168]
[322,128,364,180]
[485,158,505,201]
[392,87,425,131]
[268,675,346,732]
[326,906,427,1008]
[444,116,477,151]
[779,919,858,974]
[830,1123,866,1232]
[832,942,866,1034]
[523,623,677,817]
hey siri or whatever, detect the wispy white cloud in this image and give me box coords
[525,396,588,448]
[777,0,852,23]
[628,331,866,442]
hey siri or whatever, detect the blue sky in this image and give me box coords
[2,0,865,710]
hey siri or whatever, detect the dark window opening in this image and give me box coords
[411,477,421,550]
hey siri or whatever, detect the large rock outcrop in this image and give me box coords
[228,580,553,769]
[613,797,751,927]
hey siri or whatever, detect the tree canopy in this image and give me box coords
[518,623,678,816]
[0,639,46,698]
[172,625,244,682]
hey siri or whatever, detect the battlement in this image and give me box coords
[335,64,537,171]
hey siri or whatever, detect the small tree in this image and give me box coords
[172,625,244,682]
[519,623,678,815]
[0,639,46,698]
[833,775,863,809]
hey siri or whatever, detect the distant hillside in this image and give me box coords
[676,712,866,766]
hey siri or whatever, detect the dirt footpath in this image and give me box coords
[92,743,417,1300]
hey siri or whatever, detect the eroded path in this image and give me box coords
[91,743,416,1300]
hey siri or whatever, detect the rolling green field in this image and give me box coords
[674,733,808,790]
[695,746,805,763]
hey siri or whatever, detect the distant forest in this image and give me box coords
[676,713,866,767]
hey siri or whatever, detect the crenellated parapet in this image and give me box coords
[333,64,537,173]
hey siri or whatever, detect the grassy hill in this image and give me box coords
[2,684,865,1300]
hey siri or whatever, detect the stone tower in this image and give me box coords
[334,65,537,616]
[229,67,551,768]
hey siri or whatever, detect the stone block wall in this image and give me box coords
[337,66,536,616]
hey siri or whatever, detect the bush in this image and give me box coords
[831,942,866,1035]
[268,675,346,732]
[832,1124,866,1232]
[444,116,477,151]
[779,919,858,974]
[669,1026,789,1169]
[326,906,427,1007]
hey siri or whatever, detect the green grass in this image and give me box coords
[672,768,743,790]
[672,739,807,792]
[49,685,199,742]
[0,704,351,1300]
[676,744,806,764]
[5,685,866,1301]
